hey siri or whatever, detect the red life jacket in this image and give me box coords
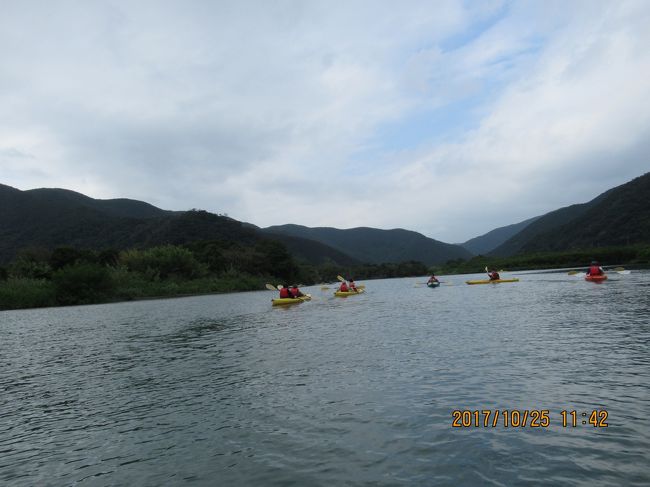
[279,287,292,298]
[340,283,349,292]
[291,287,301,297]
[589,265,602,275]
[489,272,500,280]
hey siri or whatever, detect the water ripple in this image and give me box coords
[1,275,649,485]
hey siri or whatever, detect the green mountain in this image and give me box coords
[489,172,650,256]
[518,172,650,253]
[263,224,472,265]
[460,215,540,255]
[0,184,353,266]
[264,233,360,266]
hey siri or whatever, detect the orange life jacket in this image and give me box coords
[279,287,292,298]
[588,265,602,275]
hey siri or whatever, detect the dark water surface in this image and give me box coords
[2,271,650,486]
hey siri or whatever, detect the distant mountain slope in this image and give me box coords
[519,172,650,253]
[0,184,356,266]
[461,215,540,255]
[489,173,649,256]
[22,187,171,219]
[264,233,360,266]
[263,224,472,265]
[489,200,607,257]
[0,184,254,261]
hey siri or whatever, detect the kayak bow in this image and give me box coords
[585,274,607,282]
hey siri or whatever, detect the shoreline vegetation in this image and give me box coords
[437,244,650,275]
[1,242,649,311]
[0,242,429,311]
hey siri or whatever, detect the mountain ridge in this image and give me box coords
[517,172,650,253]
[0,184,353,266]
[488,172,649,256]
[460,215,540,255]
[262,224,472,266]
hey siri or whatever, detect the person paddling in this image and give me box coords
[348,279,359,292]
[279,284,294,299]
[290,285,305,298]
[427,274,439,284]
[586,261,605,276]
[487,268,500,281]
[339,280,349,292]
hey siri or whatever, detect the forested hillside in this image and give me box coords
[263,224,471,265]
[488,189,613,256]
[519,172,650,253]
[0,185,351,266]
[460,216,539,255]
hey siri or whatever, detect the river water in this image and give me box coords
[1,270,649,486]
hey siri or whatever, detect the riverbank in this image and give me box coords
[0,274,272,311]
[436,244,650,275]
[0,242,433,311]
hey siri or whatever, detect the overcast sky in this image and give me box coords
[1,0,649,242]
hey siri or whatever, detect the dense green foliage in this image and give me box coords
[439,244,650,275]
[52,263,115,305]
[0,278,56,309]
[0,242,431,310]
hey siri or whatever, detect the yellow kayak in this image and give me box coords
[272,294,312,306]
[334,289,365,297]
[466,278,519,285]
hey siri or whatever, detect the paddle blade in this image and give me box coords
[567,271,578,275]
[265,283,278,291]
[357,284,365,289]
[336,275,346,282]
[617,270,631,275]
[276,284,283,290]
[613,267,625,272]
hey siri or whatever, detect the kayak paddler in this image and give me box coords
[586,261,605,276]
[339,281,349,292]
[349,280,358,292]
[279,284,295,299]
[487,268,500,281]
[427,275,439,284]
[290,285,305,298]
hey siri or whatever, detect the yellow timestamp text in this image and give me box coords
[451,410,608,428]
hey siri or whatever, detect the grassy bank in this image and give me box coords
[0,243,431,311]
[0,272,272,311]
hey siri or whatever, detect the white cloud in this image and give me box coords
[1,0,648,242]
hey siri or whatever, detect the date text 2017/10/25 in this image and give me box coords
[451,410,608,428]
